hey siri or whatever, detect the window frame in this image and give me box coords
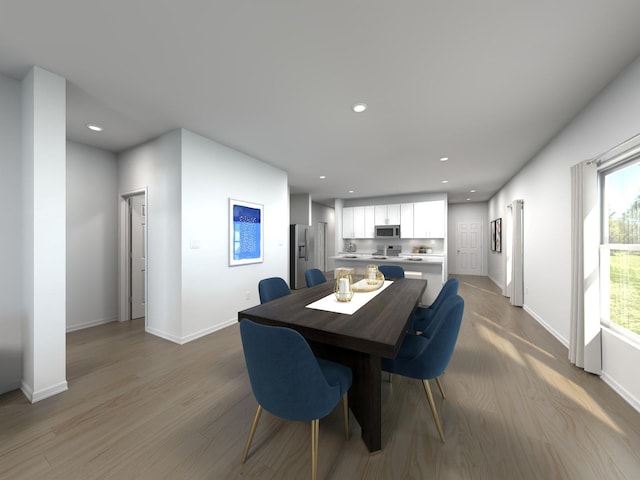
[598,155,640,345]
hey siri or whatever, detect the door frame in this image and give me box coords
[118,187,148,327]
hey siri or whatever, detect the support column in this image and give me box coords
[21,66,68,402]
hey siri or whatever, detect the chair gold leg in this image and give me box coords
[435,376,446,399]
[311,419,319,480]
[241,404,263,464]
[342,393,350,440]
[422,379,445,443]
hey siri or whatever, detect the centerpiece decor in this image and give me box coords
[334,270,354,302]
[351,265,385,292]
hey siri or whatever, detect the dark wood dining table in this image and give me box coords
[237,277,427,452]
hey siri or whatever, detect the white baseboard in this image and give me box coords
[0,380,22,396]
[66,316,118,332]
[487,274,503,293]
[523,304,569,348]
[146,318,237,345]
[21,380,68,403]
[145,327,182,344]
[601,372,640,414]
[179,318,237,344]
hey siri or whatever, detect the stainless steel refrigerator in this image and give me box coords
[290,224,314,289]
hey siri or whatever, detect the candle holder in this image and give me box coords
[365,264,385,285]
[334,271,354,302]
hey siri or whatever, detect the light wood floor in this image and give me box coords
[2,275,640,479]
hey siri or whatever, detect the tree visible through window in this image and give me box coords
[602,160,640,338]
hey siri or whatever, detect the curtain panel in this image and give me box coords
[569,161,601,374]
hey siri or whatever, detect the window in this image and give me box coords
[600,158,640,341]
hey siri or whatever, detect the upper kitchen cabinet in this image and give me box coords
[343,207,355,238]
[400,203,414,238]
[374,204,400,225]
[413,200,445,238]
[343,206,375,239]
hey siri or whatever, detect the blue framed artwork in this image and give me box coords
[229,199,264,266]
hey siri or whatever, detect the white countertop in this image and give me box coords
[332,253,444,264]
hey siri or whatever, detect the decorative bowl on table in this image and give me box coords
[366,264,384,285]
[351,265,385,292]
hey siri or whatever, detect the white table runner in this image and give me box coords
[305,280,393,315]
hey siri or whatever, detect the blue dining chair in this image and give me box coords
[258,277,291,304]
[305,268,327,288]
[239,319,352,480]
[411,278,459,335]
[382,294,464,443]
[378,264,405,279]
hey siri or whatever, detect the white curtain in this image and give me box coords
[508,200,524,306]
[569,161,601,374]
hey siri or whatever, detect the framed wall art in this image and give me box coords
[490,220,496,252]
[495,218,502,253]
[229,199,264,266]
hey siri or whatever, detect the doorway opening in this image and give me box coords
[119,189,148,327]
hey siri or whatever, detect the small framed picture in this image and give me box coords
[229,199,264,266]
[495,218,502,253]
[490,220,496,252]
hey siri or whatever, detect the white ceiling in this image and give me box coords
[3,1,640,205]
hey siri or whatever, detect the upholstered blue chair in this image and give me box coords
[258,277,291,304]
[305,268,327,288]
[411,278,459,335]
[378,264,405,279]
[382,294,464,443]
[239,319,352,480]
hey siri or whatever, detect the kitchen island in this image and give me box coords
[330,253,445,305]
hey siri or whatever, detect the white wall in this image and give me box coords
[180,129,289,341]
[118,129,183,342]
[488,55,640,411]
[448,202,489,276]
[0,72,23,394]
[290,193,311,225]
[312,202,336,269]
[66,141,118,331]
[118,129,289,344]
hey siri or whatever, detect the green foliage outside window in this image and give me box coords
[609,250,640,335]
[606,165,640,337]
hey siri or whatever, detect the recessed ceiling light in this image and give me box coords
[440,157,449,162]
[470,189,476,193]
[467,198,472,201]
[352,103,367,113]
[441,180,449,184]
[87,124,103,132]
[319,175,326,179]
[348,190,355,194]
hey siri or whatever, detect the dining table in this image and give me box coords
[237,277,428,452]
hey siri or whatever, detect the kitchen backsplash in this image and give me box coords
[343,238,444,254]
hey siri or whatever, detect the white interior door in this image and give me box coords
[130,195,146,319]
[456,220,483,275]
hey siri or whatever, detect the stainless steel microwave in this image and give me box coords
[375,225,401,239]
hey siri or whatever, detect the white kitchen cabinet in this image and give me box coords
[374,204,401,225]
[342,207,355,238]
[400,203,414,238]
[343,206,375,238]
[364,205,375,238]
[353,206,365,238]
[413,201,445,238]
